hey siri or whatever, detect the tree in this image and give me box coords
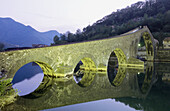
[0,43,4,51]
[76,29,81,34]
[67,32,75,42]
[60,35,66,41]
[53,35,60,44]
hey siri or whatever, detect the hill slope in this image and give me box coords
[53,0,170,46]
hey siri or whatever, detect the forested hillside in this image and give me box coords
[53,0,170,46]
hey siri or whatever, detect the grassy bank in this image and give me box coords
[0,78,17,109]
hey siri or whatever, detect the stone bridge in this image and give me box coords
[0,26,155,86]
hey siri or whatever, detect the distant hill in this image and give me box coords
[82,0,170,45]
[0,17,60,48]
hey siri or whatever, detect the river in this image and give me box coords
[2,62,170,111]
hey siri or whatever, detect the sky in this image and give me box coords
[0,0,145,33]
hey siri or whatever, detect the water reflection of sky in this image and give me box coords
[12,62,44,96]
[42,99,139,111]
[12,73,43,96]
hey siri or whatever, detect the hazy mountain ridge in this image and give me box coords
[0,17,60,47]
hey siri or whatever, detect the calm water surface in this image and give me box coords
[3,62,170,111]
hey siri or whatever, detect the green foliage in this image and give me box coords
[60,35,67,41]
[53,35,60,44]
[139,37,145,47]
[0,78,13,96]
[53,0,170,46]
[0,79,17,108]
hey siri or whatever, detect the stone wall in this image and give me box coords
[155,49,170,62]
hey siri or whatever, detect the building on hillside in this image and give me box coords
[163,37,170,49]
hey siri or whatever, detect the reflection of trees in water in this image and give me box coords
[107,61,118,84]
[140,66,154,94]
[137,73,145,90]
[73,61,84,83]
[116,71,170,111]
[107,51,119,86]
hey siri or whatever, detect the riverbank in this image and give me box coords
[155,49,170,62]
[0,78,17,109]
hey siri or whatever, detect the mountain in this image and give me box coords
[0,17,60,48]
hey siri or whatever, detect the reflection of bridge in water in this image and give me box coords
[0,26,157,110]
[116,62,170,111]
[2,62,157,111]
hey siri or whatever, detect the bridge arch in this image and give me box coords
[142,32,155,61]
[137,31,155,61]
[8,54,54,79]
[107,48,127,87]
[72,53,97,87]
[11,60,54,97]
